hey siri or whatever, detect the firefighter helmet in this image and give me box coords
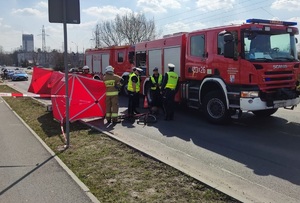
[105,65,114,73]
[82,66,89,70]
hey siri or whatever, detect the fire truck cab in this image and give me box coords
[135,19,300,124]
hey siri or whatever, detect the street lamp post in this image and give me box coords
[71,41,79,67]
[71,41,78,53]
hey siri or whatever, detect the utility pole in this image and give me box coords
[71,41,78,53]
[38,25,49,52]
[38,25,49,66]
[42,25,47,51]
[95,24,100,48]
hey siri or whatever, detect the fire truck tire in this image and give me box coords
[252,108,278,117]
[203,90,230,124]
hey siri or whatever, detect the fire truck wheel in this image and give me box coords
[252,108,278,117]
[203,90,230,124]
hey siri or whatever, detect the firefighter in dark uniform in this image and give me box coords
[149,67,163,114]
[103,65,123,124]
[127,67,143,117]
[81,65,94,78]
[161,63,179,121]
[82,65,90,74]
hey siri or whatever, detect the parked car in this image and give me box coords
[7,70,15,79]
[11,71,28,81]
[27,66,32,69]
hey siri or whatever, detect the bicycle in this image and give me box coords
[118,111,157,125]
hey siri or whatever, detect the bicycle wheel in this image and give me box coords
[118,114,128,120]
[137,114,157,124]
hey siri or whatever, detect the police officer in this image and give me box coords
[161,63,179,121]
[127,67,143,117]
[103,65,123,124]
[150,67,163,114]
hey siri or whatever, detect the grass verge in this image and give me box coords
[0,85,240,203]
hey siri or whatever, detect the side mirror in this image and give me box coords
[224,33,235,59]
[224,34,233,42]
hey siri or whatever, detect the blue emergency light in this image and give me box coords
[246,18,297,26]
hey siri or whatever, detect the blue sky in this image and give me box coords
[0,0,300,53]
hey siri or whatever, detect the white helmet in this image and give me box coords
[82,65,89,70]
[105,65,114,73]
[168,63,175,70]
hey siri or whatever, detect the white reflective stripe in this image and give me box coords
[106,91,118,96]
[111,113,118,118]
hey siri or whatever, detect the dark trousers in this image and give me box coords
[163,88,176,120]
[128,91,140,115]
[150,89,162,108]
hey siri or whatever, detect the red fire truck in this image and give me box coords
[85,45,135,81]
[85,19,300,124]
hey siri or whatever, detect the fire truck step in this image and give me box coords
[188,98,199,102]
[229,104,240,108]
[189,86,199,90]
[188,105,199,109]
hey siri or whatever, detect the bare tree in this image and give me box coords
[92,12,157,47]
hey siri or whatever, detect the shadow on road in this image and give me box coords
[154,105,300,186]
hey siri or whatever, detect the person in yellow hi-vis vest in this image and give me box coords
[150,67,163,114]
[161,63,179,121]
[127,67,143,117]
[103,65,122,124]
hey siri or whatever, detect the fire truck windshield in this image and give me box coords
[243,31,298,62]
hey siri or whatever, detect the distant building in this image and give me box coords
[22,34,34,52]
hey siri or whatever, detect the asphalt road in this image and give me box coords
[88,97,300,203]
[5,67,300,203]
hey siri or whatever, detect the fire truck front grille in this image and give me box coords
[261,70,295,92]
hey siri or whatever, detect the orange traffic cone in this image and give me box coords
[143,96,149,108]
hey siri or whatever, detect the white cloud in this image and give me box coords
[271,0,300,11]
[137,0,182,14]
[82,6,132,20]
[11,8,45,17]
[0,18,12,31]
[196,0,235,11]
[224,19,245,25]
[163,21,205,35]
[36,1,48,9]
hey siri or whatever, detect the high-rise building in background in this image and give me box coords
[22,34,34,52]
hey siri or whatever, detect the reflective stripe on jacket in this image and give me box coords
[104,74,121,96]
